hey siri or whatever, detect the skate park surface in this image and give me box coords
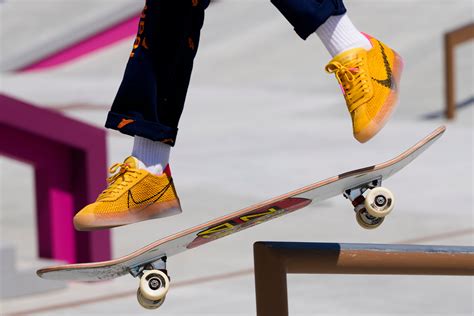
[1,0,473,315]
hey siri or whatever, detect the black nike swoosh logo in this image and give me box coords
[372,41,395,90]
[127,181,173,208]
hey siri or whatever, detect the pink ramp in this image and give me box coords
[0,94,111,263]
[20,15,140,72]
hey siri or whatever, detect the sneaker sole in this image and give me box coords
[74,199,182,231]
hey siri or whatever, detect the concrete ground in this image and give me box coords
[1,0,473,315]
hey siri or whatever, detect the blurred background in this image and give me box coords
[1,0,473,315]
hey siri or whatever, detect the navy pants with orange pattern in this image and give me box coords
[105,0,346,146]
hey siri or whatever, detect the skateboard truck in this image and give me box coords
[343,177,395,229]
[131,256,171,309]
[129,256,167,277]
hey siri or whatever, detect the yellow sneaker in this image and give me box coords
[73,156,181,231]
[325,33,403,143]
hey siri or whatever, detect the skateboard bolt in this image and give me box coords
[375,195,386,207]
[149,277,162,290]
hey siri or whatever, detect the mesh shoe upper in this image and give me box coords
[74,156,180,230]
[325,35,403,142]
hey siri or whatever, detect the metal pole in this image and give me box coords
[254,242,474,316]
[444,22,474,120]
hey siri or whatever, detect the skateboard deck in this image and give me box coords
[37,126,445,308]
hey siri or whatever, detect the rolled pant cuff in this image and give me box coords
[105,111,178,146]
[271,0,347,40]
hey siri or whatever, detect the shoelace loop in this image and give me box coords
[99,163,139,198]
[325,61,359,86]
[325,58,371,111]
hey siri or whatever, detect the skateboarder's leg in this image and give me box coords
[271,0,403,143]
[74,0,210,231]
[106,0,209,147]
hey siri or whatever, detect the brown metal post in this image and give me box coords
[445,33,455,119]
[254,242,474,316]
[254,242,289,316]
[444,22,474,120]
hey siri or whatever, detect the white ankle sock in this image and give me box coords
[315,14,372,57]
[132,136,170,174]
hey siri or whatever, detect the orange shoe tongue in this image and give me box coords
[123,156,139,169]
[334,47,365,64]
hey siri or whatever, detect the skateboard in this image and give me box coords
[37,126,445,309]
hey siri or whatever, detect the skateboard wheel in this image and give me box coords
[139,269,170,301]
[355,208,384,229]
[137,288,165,309]
[364,187,394,218]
